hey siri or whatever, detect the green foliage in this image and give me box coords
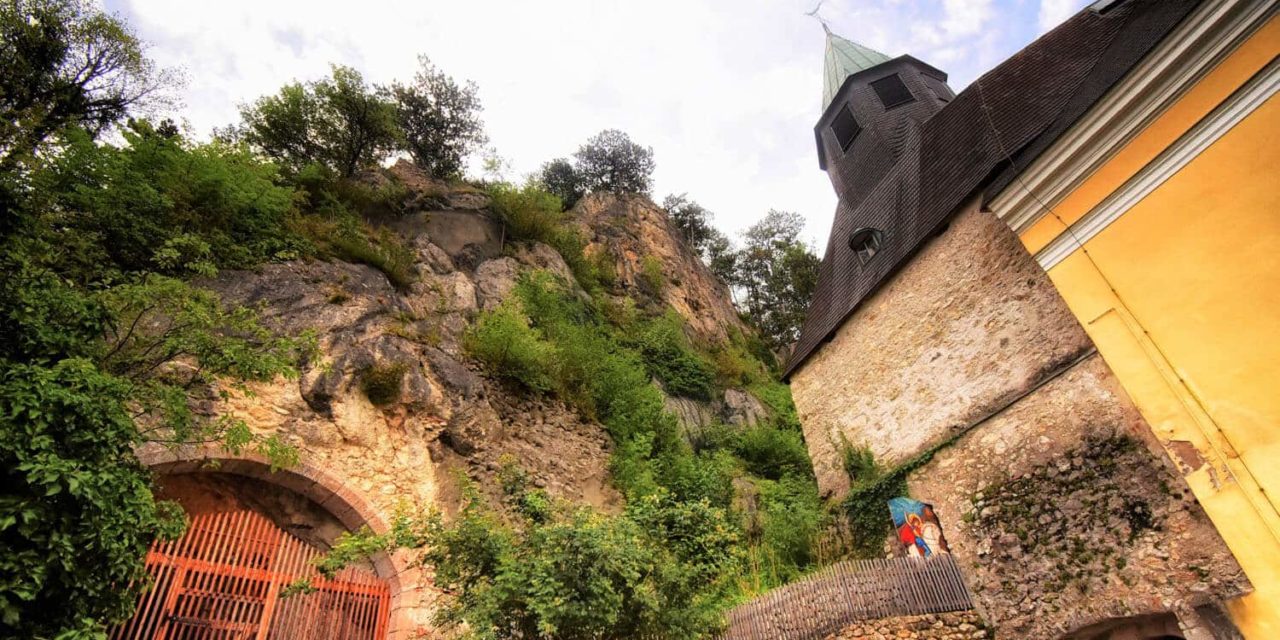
[388,56,487,179]
[662,193,732,269]
[0,357,188,637]
[723,424,812,481]
[719,209,821,351]
[747,381,800,432]
[330,225,416,291]
[36,122,306,276]
[536,158,585,210]
[464,301,557,393]
[622,312,715,400]
[288,172,417,290]
[359,361,408,406]
[755,475,825,585]
[638,255,665,296]
[236,65,400,177]
[486,181,565,244]
[0,0,173,176]
[573,129,656,196]
[321,482,741,639]
[838,433,968,558]
[0,254,307,637]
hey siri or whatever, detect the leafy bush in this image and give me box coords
[747,380,801,432]
[624,312,715,400]
[334,485,742,639]
[639,255,665,296]
[37,122,305,276]
[359,362,407,406]
[729,424,813,481]
[486,181,565,244]
[329,226,416,291]
[841,439,882,485]
[464,301,557,392]
[755,475,825,585]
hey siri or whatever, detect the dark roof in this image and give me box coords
[784,0,1200,378]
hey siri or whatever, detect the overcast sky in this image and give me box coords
[105,0,1089,247]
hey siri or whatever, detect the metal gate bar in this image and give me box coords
[110,509,391,640]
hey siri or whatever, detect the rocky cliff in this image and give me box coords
[194,160,771,521]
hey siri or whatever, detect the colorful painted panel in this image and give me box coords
[889,497,950,558]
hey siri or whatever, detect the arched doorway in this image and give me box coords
[114,446,414,639]
[1060,612,1186,640]
[110,508,390,639]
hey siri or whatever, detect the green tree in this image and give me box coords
[387,56,486,179]
[0,0,173,172]
[573,129,655,196]
[237,65,399,177]
[536,157,584,209]
[732,210,819,350]
[661,193,715,254]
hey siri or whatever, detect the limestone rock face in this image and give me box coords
[199,168,779,527]
[154,163,786,637]
[571,192,749,345]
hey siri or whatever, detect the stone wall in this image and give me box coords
[823,611,988,640]
[788,199,1249,638]
[790,199,1094,498]
[907,355,1249,638]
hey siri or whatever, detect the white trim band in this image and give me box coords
[1034,57,1280,270]
[990,0,1275,234]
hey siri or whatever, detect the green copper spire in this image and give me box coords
[822,25,891,110]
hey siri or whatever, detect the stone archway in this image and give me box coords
[1060,612,1186,640]
[135,445,425,639]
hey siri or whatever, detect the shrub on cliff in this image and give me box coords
[486,181,565,244]
[623,311,716,401]
[37,121,306,276]
[464,301,557,392]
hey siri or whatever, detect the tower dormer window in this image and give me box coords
[871,74,914,109]
[831,104,861,152]
[849,227,884,265]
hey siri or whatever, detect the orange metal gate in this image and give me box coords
[111,509,391,640]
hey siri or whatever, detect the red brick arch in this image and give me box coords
[137,444,424,639]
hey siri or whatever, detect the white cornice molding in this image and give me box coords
[989,0,1276,234]
[1034,57,1279,270]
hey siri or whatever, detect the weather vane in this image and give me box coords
[805,0,831,33]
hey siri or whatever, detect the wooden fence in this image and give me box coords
[717,554,974,640]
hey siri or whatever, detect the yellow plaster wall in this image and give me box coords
[1020,23,1280,636]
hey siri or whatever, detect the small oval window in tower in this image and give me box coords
[849,227,884,265]
[871,74,915,109]
[831,104,861,152]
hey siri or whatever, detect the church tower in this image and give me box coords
[814,27,954,212]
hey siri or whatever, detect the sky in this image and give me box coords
[104,0,1090,247]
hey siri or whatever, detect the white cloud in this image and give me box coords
[1038,0,1083,34]
[112,0,1048,247]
